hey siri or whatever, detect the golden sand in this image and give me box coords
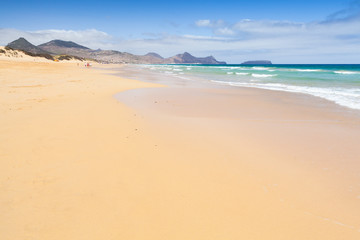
[1,58,360,240]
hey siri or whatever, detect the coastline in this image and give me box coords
[116,65,360,239]
[137,63,360,111]
[1,60,360,240]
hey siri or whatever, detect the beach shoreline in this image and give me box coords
[114,64,360,117]
[131,64,360,111]
[115,65,360,239]
[1,59,360,240]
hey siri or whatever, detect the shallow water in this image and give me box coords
[141,64,360,110]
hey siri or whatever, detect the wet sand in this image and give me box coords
[116,65,360,239]
[1,60,360,240]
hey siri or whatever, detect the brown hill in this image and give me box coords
[7,37,51,55]
[165,52,226,64]
[6,38,226,64]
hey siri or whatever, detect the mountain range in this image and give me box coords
[7,37,51,55]
[6,38,226,64]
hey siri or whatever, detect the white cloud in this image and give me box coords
[232,19,306,35]
[215,27,235,36]
[188,5,360,63]
[195,17,360,39]
[120,17,360,63]
[195,19,211,27]
[195,19,225,28]
[325,0,360,22]
[182,35,230,40]
[1,1,360,64]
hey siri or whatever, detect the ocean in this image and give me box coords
[142,64,360,111]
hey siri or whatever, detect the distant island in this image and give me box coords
[6,37,226,64]
[242,60,272,65]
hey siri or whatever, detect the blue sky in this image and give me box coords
[1,0,359,63]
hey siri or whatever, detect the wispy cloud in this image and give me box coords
[325,0,360,22]
[195,20,212,27]
[195,20,225,28]
[189,2,360,62]
[182,35,230,41]
[1,2,360,63]
[214,27,235,36]
[196,16,360,39]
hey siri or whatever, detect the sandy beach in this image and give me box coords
[1,59,360,240]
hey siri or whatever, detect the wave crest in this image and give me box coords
[252,73,277,78]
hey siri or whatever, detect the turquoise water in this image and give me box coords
[143,64,360,110]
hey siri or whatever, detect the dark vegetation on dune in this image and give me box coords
[5,46,55,60]
[57,55,85,61]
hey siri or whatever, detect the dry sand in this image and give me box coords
[0,46,54,62]
[1,58,360,240]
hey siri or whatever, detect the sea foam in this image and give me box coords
[334,71,360,75]
[252,67,270,70]
[296,69,322,72]
[213,81,360,110]
[252,73,277,78]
